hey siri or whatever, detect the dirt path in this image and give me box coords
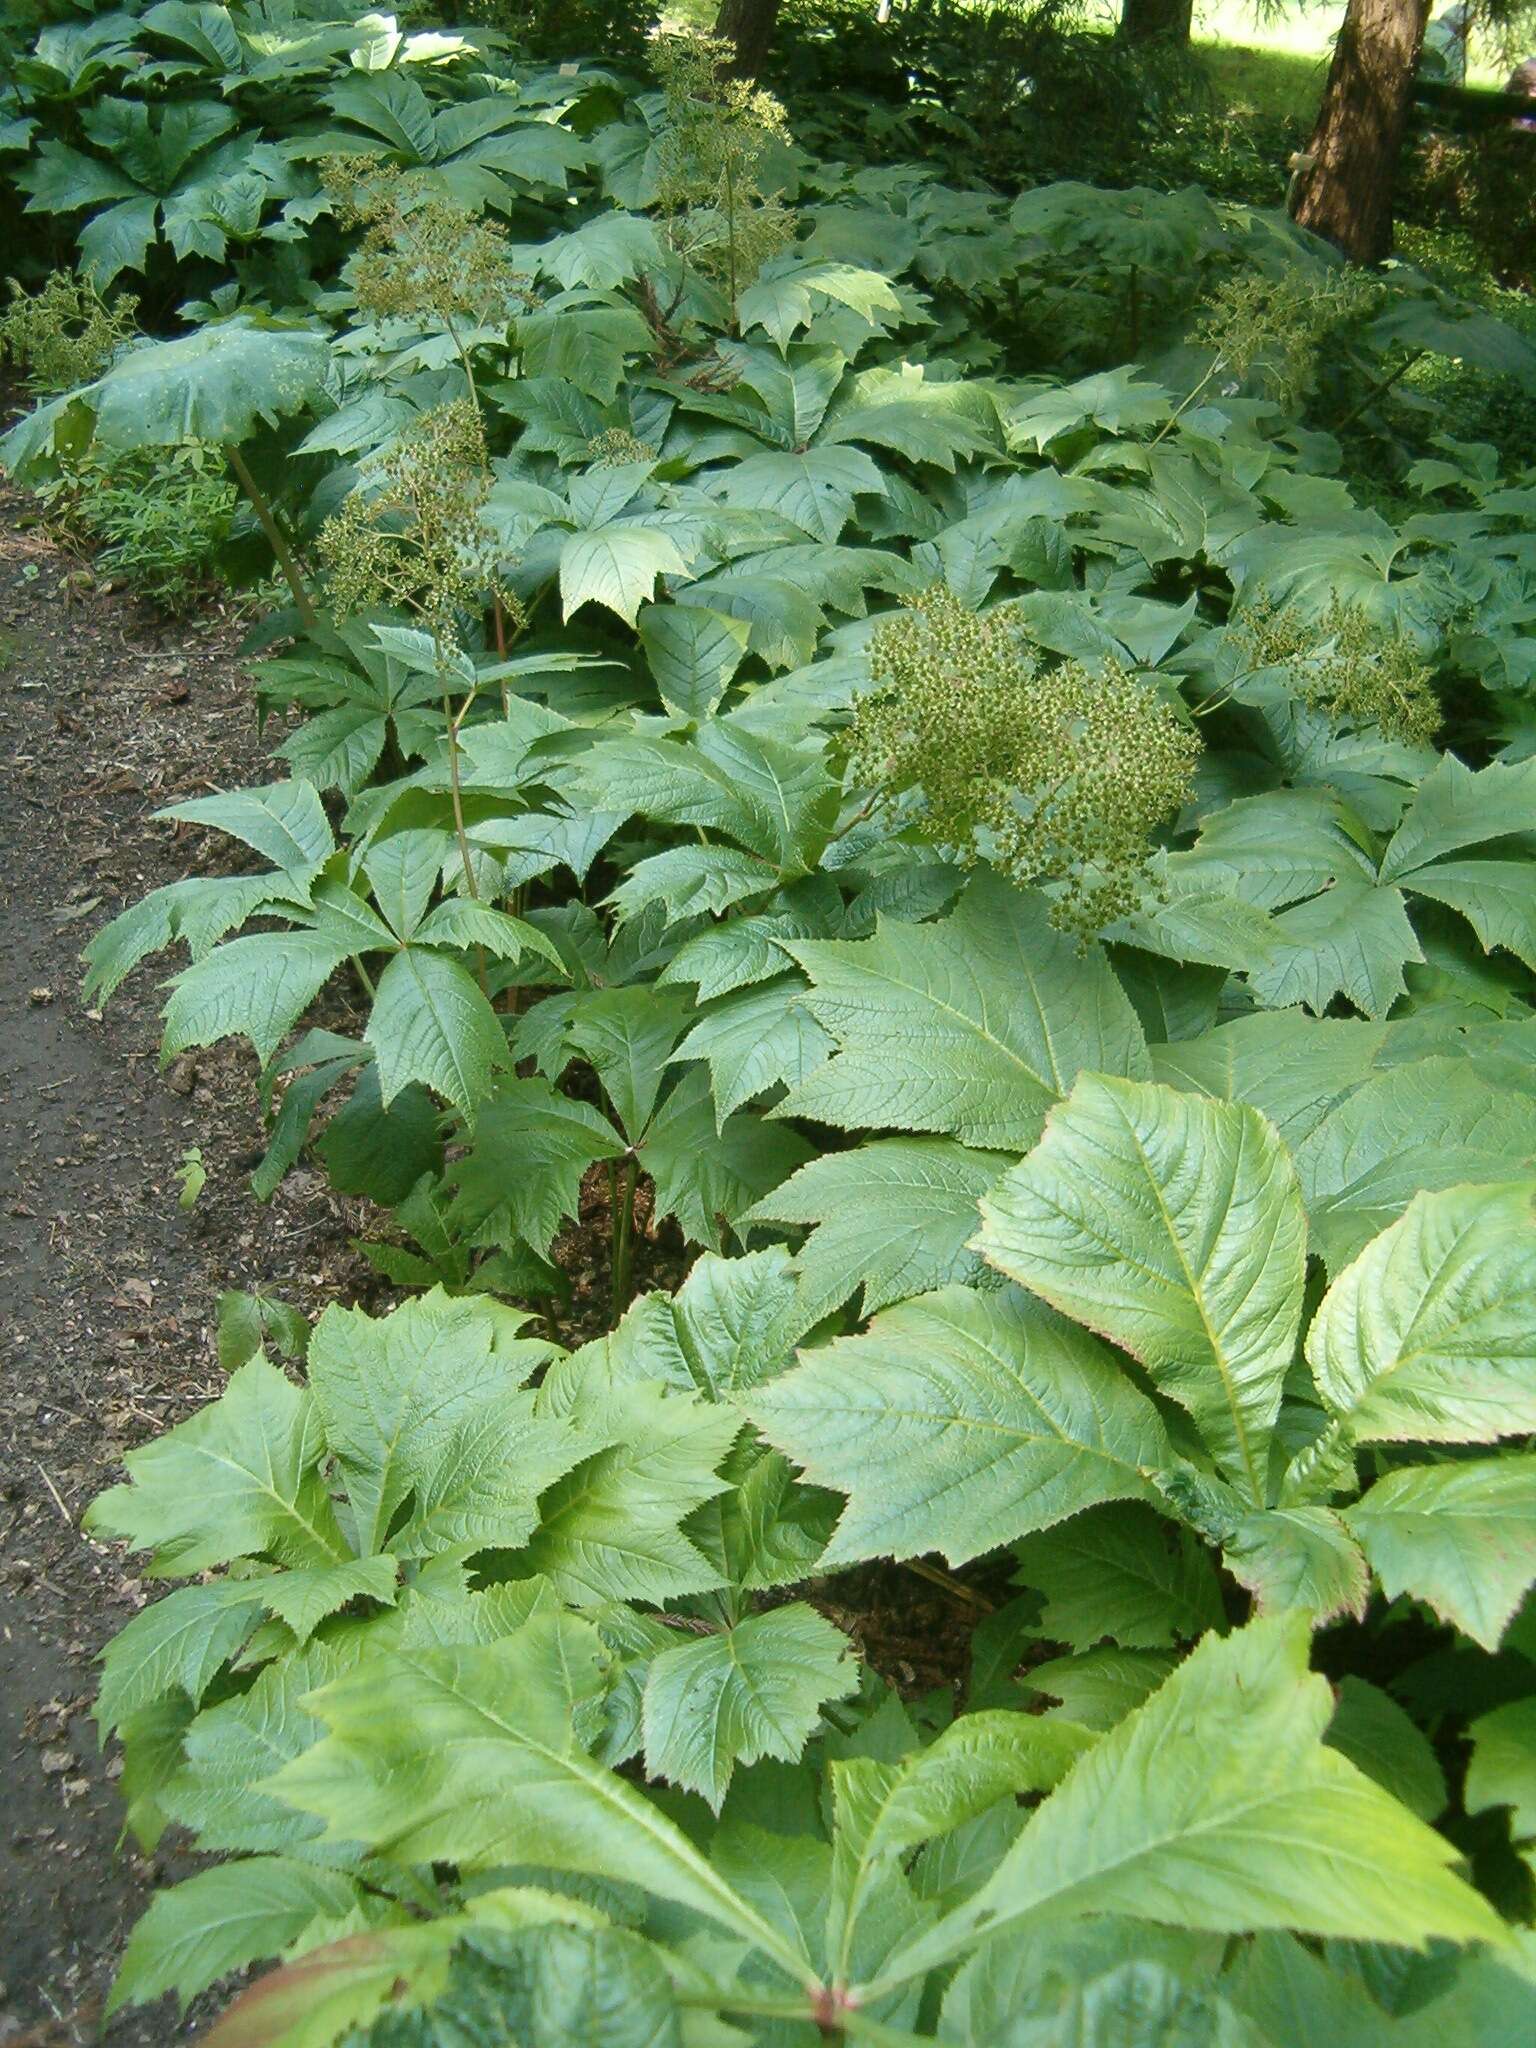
[0,501,368,2043]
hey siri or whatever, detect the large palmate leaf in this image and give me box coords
[448,1079,625,1257]
[863,1618,1504,1997]
[0,317,329,479]
[977,1076,1307,1504]
[750,1285,1172,1565]
[779,876,1149,1151]
[640,1603,857,1810]
[1305,1181,1536,1445]
[1344,1456,1536,1650]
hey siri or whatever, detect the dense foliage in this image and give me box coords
[3,4,1536,2043]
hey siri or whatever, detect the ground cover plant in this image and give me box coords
[3,3,1536,2042]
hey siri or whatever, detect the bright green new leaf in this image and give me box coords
[1345,1456,1536,1650]
[641,1603,857,1810]
[862,1617,1504,1998]
[1306,1181,1536,1444]
[268,1618,813,1984]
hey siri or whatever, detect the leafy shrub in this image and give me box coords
[3,14,1536,2043]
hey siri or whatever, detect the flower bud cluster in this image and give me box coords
[0,272,137,393]
[1191,266,1382,408]
[324,162,529,328]
[316,400,512,644]
[652,33,797,290]
[851,585,1200,936]
[1230,592,1439,744]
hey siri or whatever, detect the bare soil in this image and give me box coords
[0,499,370,2044]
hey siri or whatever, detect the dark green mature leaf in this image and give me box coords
[1013,1505,1225,1652]
[977,1076,1307,1504]
[448,1080,624,1257]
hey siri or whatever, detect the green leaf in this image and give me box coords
[831,1711,1096,1978]
[672,977,834,1127]
[863,1617,1504,1999]
[1244,879,1422,1020]
[1465,1698,1536,1839]
[1378,753,1536,884]
[269,1618,812,1982]
[640,1071,813,1252]
[1305,1182,1536,1445]
[366,948,508,1113]
[743,1136,1011,1322]
[641,1603,857,1811]
[448,1079,624,1257]
[109,1858,363,2014]
[560,525,689,626]
[216,1289,309,1373]
[780,875,1148,1152]
[749,1285,1171,1566]
[84,1357,344,1576]
[163,781,335,874]
[164,932,350,1066]
[1013,1504,1225,1651]
[715,445,887,544]
[1295,1058,1536,1271]
[258,1556,400,1646]
[1326,1676,1447,1824]
[637,603,749,719]
[561,985,693,1141]
[306,1289,549,1557]
[97,1581,266,1737]
[0,317,329,479]
[1220,1506,1370,1626]
[1345,1455,1536,1650]
[976,1075,1307,1504]
[520,1384,738,1605]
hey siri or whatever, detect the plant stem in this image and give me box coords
[610,1153,639,1325]
[1333,348,1427,434]
[224,442,318,628]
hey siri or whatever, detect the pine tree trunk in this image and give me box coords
[713,0,785,76]
[1118,0,1194,47]
[1291,0,1431,263]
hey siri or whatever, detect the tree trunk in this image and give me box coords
[713,0,785,77]
[1117,0,1194,47]
[1291,0,1431,263]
